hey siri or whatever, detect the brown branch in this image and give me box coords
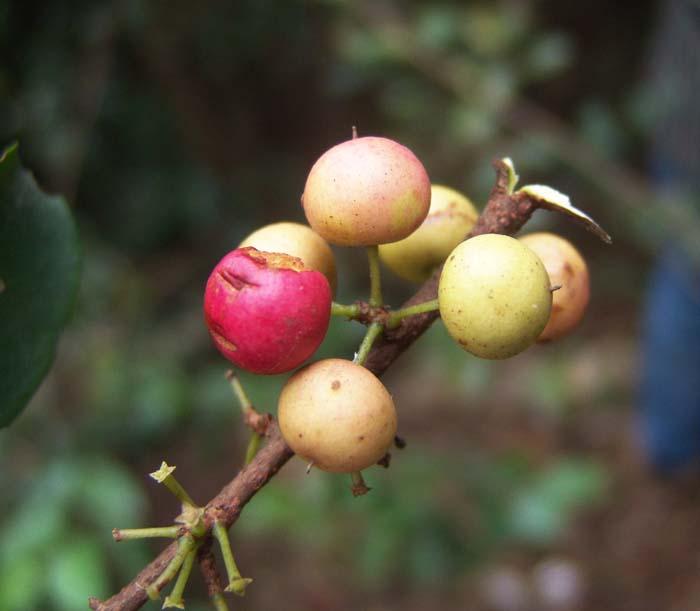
[197,542,226,600]
[89,425,293,611]
[89,160,542,611]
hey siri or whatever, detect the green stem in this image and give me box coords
[112,526,180,542]
[226,370,253,413]
[367,245,383,307]
[244,432,262,466]
[150,463,196,508]
[163,542,199,609]
[385,298,440,329]
[331,301,361,319]
[211,592,230,611]
[354,322,383,366]
[212,522,252,596]
[146,535,196,600]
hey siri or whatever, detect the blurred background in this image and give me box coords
[2,0,699,609]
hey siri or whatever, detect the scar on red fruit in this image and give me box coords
[243,247,306,271]
[209,328,238,352]
[218,269,258,292]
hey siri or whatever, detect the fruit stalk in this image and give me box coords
[367,245,383,308]
[244,432,262,466]
[163,542,199,609]
[212,521,252,596]
[112,526,180,542]
[330,301,361,319]
[145,535,196,600]
[226,370,270,435]
[385,299,439,329]
[150,462,197,508]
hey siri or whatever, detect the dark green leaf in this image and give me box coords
[0,143,80,427]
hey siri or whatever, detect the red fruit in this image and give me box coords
[204,247,331,374]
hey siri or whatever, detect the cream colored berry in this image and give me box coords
[239,222,337,295]
[278,358,397,473]
[379,184,479,282]
[438,234,552,359]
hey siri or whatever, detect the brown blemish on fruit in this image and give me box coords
[240,247,307,272]
[358,435,365,441]
[331,380,341,390]
[209,329,238,352]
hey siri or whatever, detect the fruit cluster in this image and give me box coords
[204,134,592,488]
[94,135,608,611]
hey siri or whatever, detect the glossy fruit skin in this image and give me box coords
[239,221,338,295]
[204,247,331,374]
[379,184,479,282]
[302,136,431,246]
[278,358,397,473]
[438,234,552,359]
[519,232,590,342]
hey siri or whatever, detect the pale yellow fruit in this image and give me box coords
[278,358,397,474]
[519,232,589,342]
[240,222,337,295]
[379,184,479,282]
[302,137,431,246]
[438,234,552,359]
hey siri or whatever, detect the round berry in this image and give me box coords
[302,136,431,246]
[519,232,590,342]
[239,222,337,295]
[438,234,552,359]
[379,184,479,282]
[204,247,331,374]
[278,358,397,473]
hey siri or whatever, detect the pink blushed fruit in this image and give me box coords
[204,247,332,374]
[302,136,431,246]
[519,232,590,342]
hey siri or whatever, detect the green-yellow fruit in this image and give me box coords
[519,232,589,342]
[278,358,397,474]
[379,184,479,282]
[239,222,337,295]
[438,234,552,359]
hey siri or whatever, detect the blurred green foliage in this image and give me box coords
[0,0,653,608]
[242,452,608,585]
